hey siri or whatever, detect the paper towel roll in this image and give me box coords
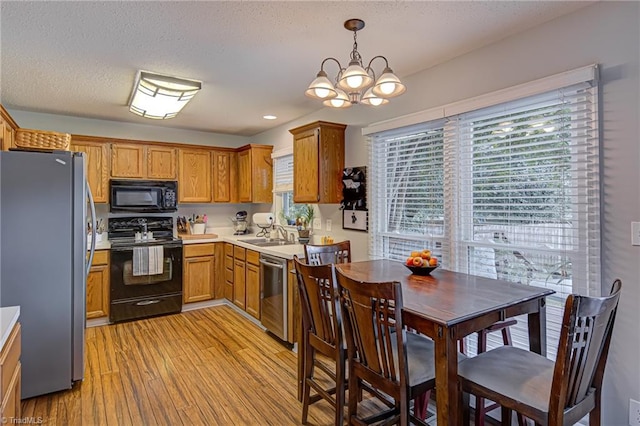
[252,212,274,227]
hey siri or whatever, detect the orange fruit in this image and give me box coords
[421,249,431,257]
[406,257,414,266]
[429,257,438,266]
[410,251,421,258]
[412,257,423,267]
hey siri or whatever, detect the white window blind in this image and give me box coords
[369,78,600,360]
[369,121,448,263]
[273,154,294,192]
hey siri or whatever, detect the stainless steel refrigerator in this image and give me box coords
[0,150,96,398]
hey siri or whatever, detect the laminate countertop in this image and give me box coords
[0,306,20,350]
[182,235,306,260]
[85,234,307,259]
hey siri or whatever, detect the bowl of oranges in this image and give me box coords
[404,250,439,275]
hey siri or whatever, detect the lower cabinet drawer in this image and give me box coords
[224,255,234,271]
[184,243,215,258]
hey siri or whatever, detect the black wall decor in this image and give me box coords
[340,166,366,211]
[341,166,368,232]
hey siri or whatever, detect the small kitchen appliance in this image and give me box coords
[110,179,177,213]
[253,212,275,237]
[231,211,249,235]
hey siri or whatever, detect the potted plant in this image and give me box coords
[296,204,315,239]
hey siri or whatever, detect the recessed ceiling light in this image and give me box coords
[263,115,277,120]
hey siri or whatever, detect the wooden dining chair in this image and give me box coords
[335,267,442,426]
[294,255,347,425]
[458,279,622,426]
[304,241,351,265]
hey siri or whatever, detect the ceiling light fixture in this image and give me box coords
[263,115,277,120]
[128,71,202,119]
[305,19,405,108]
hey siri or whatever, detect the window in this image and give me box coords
[273,153,299,225]
[369,73,600,359]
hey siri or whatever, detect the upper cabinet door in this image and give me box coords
[236,146,273,203]
[111,144,145,178]
[70,139,110,203]
[178,148,212,203]
[237,149,252,203]
[212,150,232,202]
[292,131,320,203]
[250,146,273,203]
[290,121,346,204]
[147,146,177,180]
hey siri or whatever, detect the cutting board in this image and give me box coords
[179,233,219,240]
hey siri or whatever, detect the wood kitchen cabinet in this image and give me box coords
[233,246,246,309]
[245,250,260,319]
[212,150,238,203]
[289,121,346,204]
[111,143,177,180]
[0,322,21,421]
[183,243,216,303]
[147,145,177,180]
[237,145,273,203]
[224,243,234,301]
[71,137,110,203]
[86,250,109,319]
[0,105,17,151]
[178,148,212,203]
[111,143,146,178]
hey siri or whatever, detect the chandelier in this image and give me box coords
[305,19,406,108]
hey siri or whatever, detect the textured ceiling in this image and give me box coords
[0,1,592,136]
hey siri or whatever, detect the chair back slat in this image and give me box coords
[551,279,622,414]
[294,256,341,347]
[305,241,351,266]
[336,269,406,385]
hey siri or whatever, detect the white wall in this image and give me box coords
[7,109,251,148]
[251,2,640,423]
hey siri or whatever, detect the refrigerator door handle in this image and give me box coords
[86,182,97,278]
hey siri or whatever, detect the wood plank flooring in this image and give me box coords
[21,305,390,426]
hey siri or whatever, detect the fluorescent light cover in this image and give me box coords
[129,71,202,119]
[263,115,277,120]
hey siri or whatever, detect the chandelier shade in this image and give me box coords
[322,88,352,108]
[372,67,406,97]
[129,71,202,119]
[305,19,405,108]
[304,70,338,100]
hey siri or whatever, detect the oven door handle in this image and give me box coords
[259,259,284,269]
[135,300,161,306]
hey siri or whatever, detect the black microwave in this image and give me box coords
[110,180,178,213]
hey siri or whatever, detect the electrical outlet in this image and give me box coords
[632,222,640,246]
[629,398,640,426]
[326,219,332,232]
[312,218,321,230]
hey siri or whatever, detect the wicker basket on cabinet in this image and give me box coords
[14,128,71,151]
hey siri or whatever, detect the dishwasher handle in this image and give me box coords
[259,259,284,269]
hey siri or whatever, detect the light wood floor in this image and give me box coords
[21,305,390,426]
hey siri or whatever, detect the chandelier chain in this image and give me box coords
[350,30,362,63]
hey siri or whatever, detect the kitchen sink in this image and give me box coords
[239,238,296,247]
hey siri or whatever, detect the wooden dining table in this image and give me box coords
[333,259,555,425]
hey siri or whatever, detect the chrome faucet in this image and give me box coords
[274,224,288,241]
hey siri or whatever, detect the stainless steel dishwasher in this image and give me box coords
[259,253,288,341]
